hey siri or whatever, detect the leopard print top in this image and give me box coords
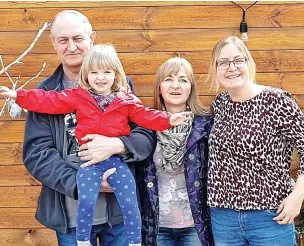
[208,86,304,210]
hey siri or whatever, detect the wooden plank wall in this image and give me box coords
[0,1,303,245]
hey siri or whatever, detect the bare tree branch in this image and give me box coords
[0,99,8,117]
[0,22,50,75]
[17,62,46,91]
[0,22,49,118]
[13,75,21,90]
[0,55,15,85]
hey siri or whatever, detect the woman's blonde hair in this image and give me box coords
[153,57,210,116]
[79,44,128,93]
[207,36,256,91]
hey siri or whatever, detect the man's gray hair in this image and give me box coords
[51,10,93,36]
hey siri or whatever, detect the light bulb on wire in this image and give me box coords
[231,1,257,42]
[240,20,248,42]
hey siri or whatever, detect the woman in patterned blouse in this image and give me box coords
[207,36,304,246]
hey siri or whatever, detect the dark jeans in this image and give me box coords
[56,222,129,246]
[157,227,201,246]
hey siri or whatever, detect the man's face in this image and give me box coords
[51,16,95,70]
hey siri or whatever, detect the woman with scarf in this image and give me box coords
[137,57,214,246]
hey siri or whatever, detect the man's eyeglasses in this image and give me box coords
[217,58,247,70]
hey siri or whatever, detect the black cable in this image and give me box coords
[231,1,258,41]
[232,1,257,13]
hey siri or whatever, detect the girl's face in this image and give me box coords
[159,67,191,113]
[216,43,250,91]
[87,66,115,95]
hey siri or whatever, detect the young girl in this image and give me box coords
[0,45,192,246]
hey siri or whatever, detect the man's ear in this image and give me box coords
[49,34,56,51]
[90,31,96,46]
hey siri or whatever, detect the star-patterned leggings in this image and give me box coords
[76,156,141,244]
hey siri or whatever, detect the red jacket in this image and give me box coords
[17,87,171,145]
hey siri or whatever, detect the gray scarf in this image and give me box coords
[156,111,193,172]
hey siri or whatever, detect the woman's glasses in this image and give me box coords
[217,58,247,70]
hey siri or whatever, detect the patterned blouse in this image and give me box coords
[208,86,304,210]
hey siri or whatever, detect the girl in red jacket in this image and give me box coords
[0,44,191,246]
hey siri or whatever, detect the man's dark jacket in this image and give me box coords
[23,64,155,233]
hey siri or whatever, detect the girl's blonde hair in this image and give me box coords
[79,44,129,93]
[153,57,210,116]
[207,36,256,91]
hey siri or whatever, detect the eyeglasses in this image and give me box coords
[216,58,247,70]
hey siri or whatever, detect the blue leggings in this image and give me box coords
[76,156,141,244]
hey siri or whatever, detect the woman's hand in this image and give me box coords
[169,112,193,126]
[274,175,304,224]
[79,134,127,167]
[273,192,303,224]
[0,86,17,99]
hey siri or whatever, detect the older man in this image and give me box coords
[23,10,154,246]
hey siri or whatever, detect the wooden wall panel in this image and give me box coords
[1,1,301,9]
[0,208,43,228]
[1,4,304,31]
[2,28,304,55]
[0,165,38,187]
[281,73,304,94]
[0,229,57,246]
[0,187,40,207]
[0,1,304,245]
[0,121,25,143]
[0,143,23,165]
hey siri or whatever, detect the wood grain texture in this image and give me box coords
[291,150,300,179]
[0,165,40,187]
[1,28,304,55]
[0,121,25,143]
[0,229,57,246]
[0,143,23,165]
[0,208,43,228]
[1,1,300,9]
[0,187,40,207]
[0,4,304,31]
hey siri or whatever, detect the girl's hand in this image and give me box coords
[169,112,193,126]
[0,86,17,99]
[273,192,303,224]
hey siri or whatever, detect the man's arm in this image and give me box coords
[79,124,156,167]
[119,123,156,162]
[23,110,78,199]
